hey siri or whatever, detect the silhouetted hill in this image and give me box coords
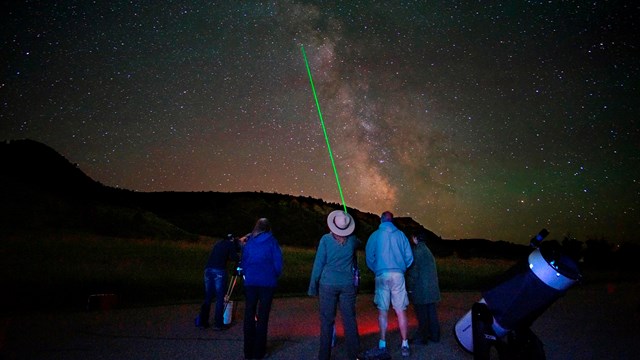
[1,139,104,195]
[125,190,446,250]
[0,139,189,239]
[0,139,530,259]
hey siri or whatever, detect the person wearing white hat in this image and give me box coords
[308,210,361,360]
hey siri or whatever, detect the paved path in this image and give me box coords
[1,282,638,359]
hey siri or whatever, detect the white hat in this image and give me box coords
[327,210,355,236]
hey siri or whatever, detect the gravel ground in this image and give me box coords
[1,282,638,359]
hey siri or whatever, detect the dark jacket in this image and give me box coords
[205,238,240,270]
[406,241,441,304]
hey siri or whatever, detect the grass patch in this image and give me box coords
[1,230,518,312]
[436,256,516,291]
[1,230,209,310]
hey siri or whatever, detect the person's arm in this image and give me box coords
[308,239,327,296]
[238,241,250,274]
[406,256,416,292]
[230,239,241,263]
[272,238,284,278]
[365,235,376,272]
[403,235,414,268]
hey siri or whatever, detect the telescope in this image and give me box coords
[454,229,581,359]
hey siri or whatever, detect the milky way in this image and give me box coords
[2,2,638,244]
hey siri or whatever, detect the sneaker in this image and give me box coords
[401,345,411,357]
[378,339,386,350]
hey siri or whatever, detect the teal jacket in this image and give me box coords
[308,233,360,296]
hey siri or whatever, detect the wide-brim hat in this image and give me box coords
[327,210,355,236]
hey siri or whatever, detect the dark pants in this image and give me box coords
[414,302,440,342]
[200,268,227,328]
[243,285,275,359]
[319,284,360,360]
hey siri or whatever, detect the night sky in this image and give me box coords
[2,2,638,245]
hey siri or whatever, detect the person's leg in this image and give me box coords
[378,309,388,343]
[413,303,429,343]
[389,272,410,352]
[255,286,275,359]
[199,269,215,327]
[339,285,360,360]
[426,302,440,342]
[319,284,339,360]
[213,270,227,328]
[395,307,409,341]
[243,286,259,359]
[374,274,391,348]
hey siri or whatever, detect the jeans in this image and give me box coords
[243,286,275,359]
[319,284,360,360]
[200,268,227,328]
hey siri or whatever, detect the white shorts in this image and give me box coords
[374,272,409,311]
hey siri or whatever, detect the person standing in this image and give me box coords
[240,218,283,360]
[308,210,361,360]
[365,211,414,357]
[197,233,240,330]
[406,230,441,345]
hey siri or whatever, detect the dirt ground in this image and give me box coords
[1,282,638,359]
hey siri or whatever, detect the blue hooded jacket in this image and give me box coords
[365,221,413,276]
[240,231,283,287]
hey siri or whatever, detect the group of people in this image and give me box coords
[309,210,441,360]
[197,210,440,360]
[197,217,283,360]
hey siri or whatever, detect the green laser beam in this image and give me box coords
[300,45,348,213]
